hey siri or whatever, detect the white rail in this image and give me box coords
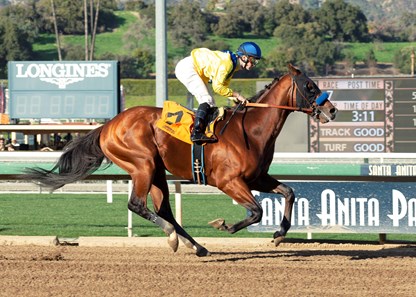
[0,151,416,162]
[1,151,415,162]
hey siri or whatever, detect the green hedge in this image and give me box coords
[121,78,270,107]
[121,78,265,97]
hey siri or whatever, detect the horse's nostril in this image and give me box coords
[329,107,338,120]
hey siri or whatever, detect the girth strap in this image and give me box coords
[192,144,206,185]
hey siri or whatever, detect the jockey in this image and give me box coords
[175,41,262,144]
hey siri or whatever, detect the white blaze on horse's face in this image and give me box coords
[315,100,338,124]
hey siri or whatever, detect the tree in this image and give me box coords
[124,0,147,11]
[99,49,154,79]
[0,5,37,77]
[393,47,414,75]
[50,0,62,60]
[36,0,117,35]
[122,14,154,52]
[89,0,101,60]
[272,22,341,75]
[0,18,34,78]
[132,48,154,78]
[399,12,416,42]
[213,0,274,38]
[62,44,85,60]
[273,0,311,27]
[213,14,245,38]
[314,0,369,42]
[84,0,88,60]
[0,1,42,43]
[167,0,209,49]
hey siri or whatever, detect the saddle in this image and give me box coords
[156,101,226,185]
[156,101,225,144]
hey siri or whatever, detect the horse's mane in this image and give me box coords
[248,76,281,103]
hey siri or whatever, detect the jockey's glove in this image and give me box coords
[231,94,248,105]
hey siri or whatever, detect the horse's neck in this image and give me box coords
[259,74,291,105]
[255,74,292,124]
[246,75,293,148]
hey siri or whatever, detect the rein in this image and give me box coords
[246,102,313,114]
[244,73,315,115]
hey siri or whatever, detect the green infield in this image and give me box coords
[0,193,415,243]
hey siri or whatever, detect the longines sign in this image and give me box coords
[8,61,120,119]
[249,182,416,234]
[13,62,112,89]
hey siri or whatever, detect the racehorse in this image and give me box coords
[25,64,337,257]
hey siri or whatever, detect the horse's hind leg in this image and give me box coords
[150,173,210,257]
[127,186,179,252]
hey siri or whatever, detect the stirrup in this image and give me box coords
[191,133,217,144]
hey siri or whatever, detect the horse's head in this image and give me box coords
[288,64,338,123]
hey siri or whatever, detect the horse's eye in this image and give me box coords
[308,84,317,93]
[304,81,315,92]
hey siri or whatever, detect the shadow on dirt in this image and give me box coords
[205,243,416,263]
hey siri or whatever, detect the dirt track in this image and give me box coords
[1,238,416,297]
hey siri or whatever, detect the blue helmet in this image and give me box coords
[236,42,262,59]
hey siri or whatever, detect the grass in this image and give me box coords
[1,193,416,244]
[342,41,416,63]
[32,11,141,60]
[0,193,252,238]
[32,11,416,65]
[62,11,139,58]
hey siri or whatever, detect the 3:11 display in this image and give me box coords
[352,110,376,122]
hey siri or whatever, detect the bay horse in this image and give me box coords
[25,64,337,257]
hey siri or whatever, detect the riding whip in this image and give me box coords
[220,101,243,135]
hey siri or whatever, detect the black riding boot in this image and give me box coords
[191,103,216,144]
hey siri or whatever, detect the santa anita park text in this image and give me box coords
[249,182,416,234]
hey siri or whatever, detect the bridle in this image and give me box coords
[222,73,329,146]
[222,71,332,146]
[246,73,328,116]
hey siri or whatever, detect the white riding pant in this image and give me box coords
[175,56,215,107]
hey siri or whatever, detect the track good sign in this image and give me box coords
[309,78,416,152]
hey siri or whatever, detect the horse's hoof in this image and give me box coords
[178,235,195,250]
[196,246,211,257]
[273,236,285,247]
[167,231,179,252]
[208,218,226,230]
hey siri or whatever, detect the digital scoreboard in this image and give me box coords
[309,77,416,153]
[8,61,120,119]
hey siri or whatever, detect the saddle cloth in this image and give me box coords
[156,101,224,144]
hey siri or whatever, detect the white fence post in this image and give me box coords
[127,180,133,237]
[174,181,182,226]
[106,180,113,203]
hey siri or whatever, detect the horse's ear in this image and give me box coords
[287,63,301,75]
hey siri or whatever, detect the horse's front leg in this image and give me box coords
[211,177,263,234]
[270,182,294,246]
[250,175,295,247]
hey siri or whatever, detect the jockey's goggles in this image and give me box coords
[248,56,260,66]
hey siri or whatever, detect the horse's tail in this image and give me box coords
[24,126,110,191]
